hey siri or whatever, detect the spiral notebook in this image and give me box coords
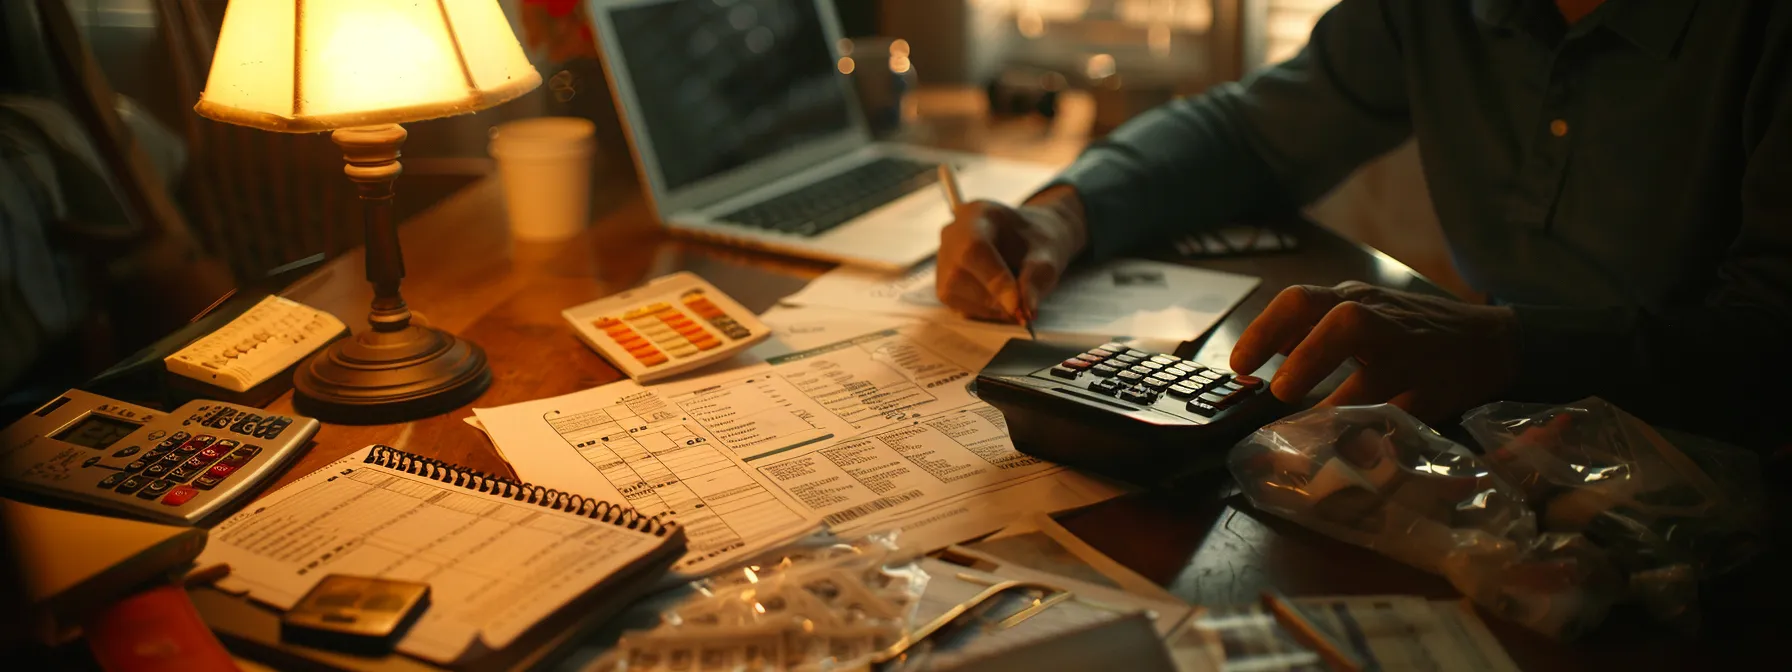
[195,445,686,668]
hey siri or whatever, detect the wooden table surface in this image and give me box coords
[258,89,1770,670]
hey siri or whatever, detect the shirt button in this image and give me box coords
[1550,119,1569,137]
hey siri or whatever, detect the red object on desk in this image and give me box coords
[85,585,239,672]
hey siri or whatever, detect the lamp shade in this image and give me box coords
[195,0,542,133]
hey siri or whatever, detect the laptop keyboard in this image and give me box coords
[720,157,940,237]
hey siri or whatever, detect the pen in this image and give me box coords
[937,164,1037,339]
[1260,589,1366,672]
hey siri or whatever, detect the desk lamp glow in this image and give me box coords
[194,0,541,423]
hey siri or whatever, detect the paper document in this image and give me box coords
[473,321,1125,573]
[1167,595,1520,672]
[197,447,672,664]
[780,258,1259,344]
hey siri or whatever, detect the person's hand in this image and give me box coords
[1230,281,1520,422]
[936,186,1088,322]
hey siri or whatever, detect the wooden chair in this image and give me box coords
[150,0,360,282]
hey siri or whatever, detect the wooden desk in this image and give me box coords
[258,89,1764,671]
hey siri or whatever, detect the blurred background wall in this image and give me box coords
[55,0,1458,296]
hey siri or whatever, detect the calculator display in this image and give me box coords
[53,414,141,449]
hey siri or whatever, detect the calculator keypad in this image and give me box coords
[1044,343,1264,418]
[591,290,755,369]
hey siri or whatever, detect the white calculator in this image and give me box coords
[563,272,770,383]
[0,389,319,526]
[164,295,347,394]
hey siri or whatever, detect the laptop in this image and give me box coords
[589,0,1060,270]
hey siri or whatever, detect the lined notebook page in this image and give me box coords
[200,446,669,664]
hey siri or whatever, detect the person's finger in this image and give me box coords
[1319,368,1402,408]
[1231,285,1346,374]
[955,235,1023,321]
[938,267,1011,321]
[1270,301,1392,403]
[1015,251,1062,320]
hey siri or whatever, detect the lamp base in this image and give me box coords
[293,324,491,424]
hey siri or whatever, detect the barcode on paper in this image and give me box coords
[822,489,925,527]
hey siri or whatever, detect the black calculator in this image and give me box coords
[972,339,1291,482]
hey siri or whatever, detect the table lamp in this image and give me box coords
[194,0,541,423]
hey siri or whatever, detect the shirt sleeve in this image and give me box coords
[1053,0,1414,262]
[1510,97,1792,447]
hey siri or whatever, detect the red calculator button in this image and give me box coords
[692,336,722,351]
[636,352,669,366]
[207,463,239,478]
[161,485,199,506]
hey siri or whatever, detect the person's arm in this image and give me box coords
[1510,102,1792,443]
[935,0,1415,321]
[1057,0,1413,262]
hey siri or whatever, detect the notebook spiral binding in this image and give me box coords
[364,444,677,537]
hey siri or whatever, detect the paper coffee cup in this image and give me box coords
[490,117,597,241]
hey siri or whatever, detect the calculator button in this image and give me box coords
[1090,363,1120,378]
[1074,353,1106,364]
[1193,370,1223,383]
[1116,370,1145,382]
[1096,343,1129,354]
[115,475,150,494]
[161,486,200,506]
[221,451,254,467]
[110,445,140,458]
[98,472,129,489]
[184,455,215,469]
[213,439,241,452]
[1235,375,1264,389]
[1059,359,1093,370]
[1149,354,1179,365]
[1113,354,1143,365]
[155,438,181,451]
[207,463,240,479]
[666,343,700,358]
[1167,384,1199,399]
[142,462,174,479]
[1089,378,1124,395]
[691,335,722,350]
[198,446,227,461]
[1138,360,1166,371]
[1186,400,1220,417]
[1214,382,1244,395]
[234,444,263,460]
[125,460,149,472]
[193,475,224,490]
[1142,378,1172,391]
[169,431,190,443]
[1198,392,1230,406]
[1148,372,1179,384]
[1118,387,1158,404]
[1049,366,1081,380]
[1170,363,1200,376]
[169,465,202,481]
[636,352,669,366]
[138,479,176,499]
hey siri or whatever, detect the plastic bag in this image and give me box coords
[592,531,930,671]
[1229,399,1767,640]
[1227,404,1534,574]
[1464,398,1766,578]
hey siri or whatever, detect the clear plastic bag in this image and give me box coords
[1463,398,1767,579]
[1228,399,1767,640]
[1227,404,1534,574]
[591,531,930,671]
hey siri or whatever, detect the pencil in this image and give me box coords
[937,164,1036,339]
[1260,589,1365,672]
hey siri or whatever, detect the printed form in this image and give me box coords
[474,321,1126,573]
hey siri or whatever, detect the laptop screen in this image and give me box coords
[611,0,855,192]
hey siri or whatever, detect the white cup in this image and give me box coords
[489,117,597,241]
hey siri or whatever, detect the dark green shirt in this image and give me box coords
[1057,0,1791,442]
